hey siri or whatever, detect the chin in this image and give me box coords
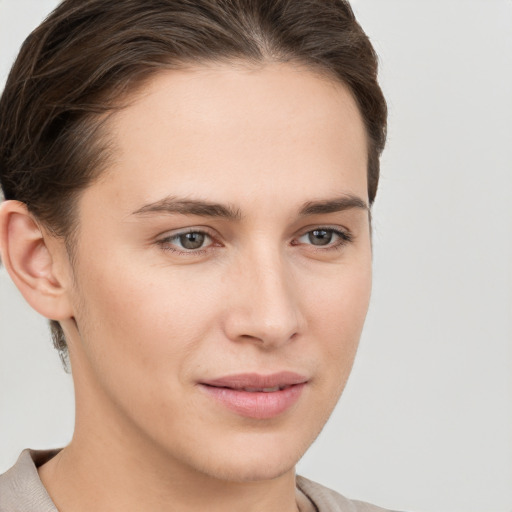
[202,453,298,483]
[187,430,314,483]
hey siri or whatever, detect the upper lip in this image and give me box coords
[200,372,308,390]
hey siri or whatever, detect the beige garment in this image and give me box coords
[0,449,396,512]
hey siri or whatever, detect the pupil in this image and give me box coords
[180,232,205,249]
[309,229,332,246]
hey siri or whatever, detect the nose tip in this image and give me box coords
[223,262,304,348]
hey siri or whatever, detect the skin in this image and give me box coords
[0,62,371,512]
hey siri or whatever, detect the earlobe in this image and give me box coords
[0,200,74,321]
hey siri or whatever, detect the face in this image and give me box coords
[61,62,372,482]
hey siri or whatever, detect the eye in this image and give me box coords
[177,232,208,250]
[295,227,352,248]
[305,229,334,246]
[158,230,214,252]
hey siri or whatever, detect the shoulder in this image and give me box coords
[296,475,400,512]
[0,449,60,512]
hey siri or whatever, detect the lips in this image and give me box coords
[199,372,307,419]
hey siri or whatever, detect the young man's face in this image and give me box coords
[60,63,372,482]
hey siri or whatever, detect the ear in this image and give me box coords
[0,200,74,321]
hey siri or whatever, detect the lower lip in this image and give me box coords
[200,383,306,419]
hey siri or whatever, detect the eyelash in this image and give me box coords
[293,227,353,252]
[156,226,353,256]
[157,228,217,256]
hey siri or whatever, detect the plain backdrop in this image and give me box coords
[1,1,511,511]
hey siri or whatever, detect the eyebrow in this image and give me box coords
[299,195,369,216]
[132,197,242,220]
[131,194,368,220]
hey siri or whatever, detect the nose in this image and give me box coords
[223,251,305,349]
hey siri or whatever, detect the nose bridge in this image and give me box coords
[225,243,303,346]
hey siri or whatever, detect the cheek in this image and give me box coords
[71,259,219,393]
[303,258,372,386]
[306,257,372,332]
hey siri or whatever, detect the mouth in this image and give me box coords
[199,372,308,419]
[222,385,291,392]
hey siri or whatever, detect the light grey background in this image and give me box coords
[1,1,511,511]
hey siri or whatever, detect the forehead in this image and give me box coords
[84,62,369,218]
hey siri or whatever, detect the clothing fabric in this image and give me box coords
[0,449,395,511]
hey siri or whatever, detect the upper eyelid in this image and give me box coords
[295,224,352,238]
[157,226,217,240]
[157,225,349,236]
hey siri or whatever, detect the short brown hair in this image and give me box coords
[0,0,387,362]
